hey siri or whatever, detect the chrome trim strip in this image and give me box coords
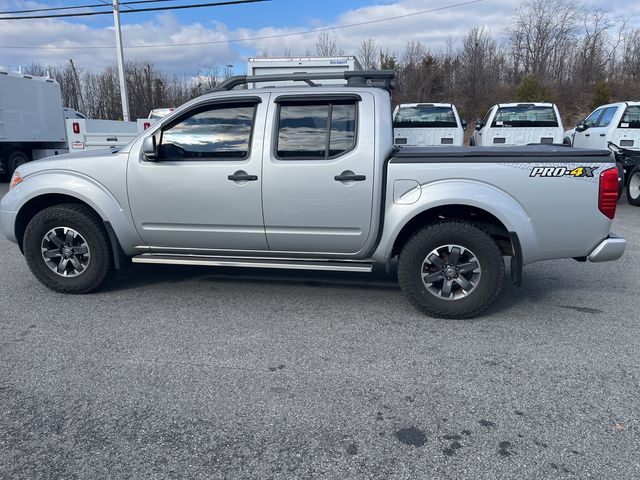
[132,255,373,272]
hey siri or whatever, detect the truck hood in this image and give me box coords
[17,148,123,178]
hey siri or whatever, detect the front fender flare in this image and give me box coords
[6,170,143,255]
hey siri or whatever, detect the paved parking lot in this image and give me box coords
[1,181,638,479]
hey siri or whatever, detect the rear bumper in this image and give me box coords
[587,234,626,262]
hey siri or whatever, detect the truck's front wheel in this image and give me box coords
[398,222,504,319]
[23,204,115,293]
[627,167,640,206]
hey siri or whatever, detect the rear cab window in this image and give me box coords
[491,105,559,128]
[393,105,458,128]
[619,106,640,128]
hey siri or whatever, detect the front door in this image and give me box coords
[128,95,269,251]
[262,93,375,254]
[573,108,603,148]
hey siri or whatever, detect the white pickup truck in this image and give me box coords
[393,103,466,147]
[564,102,640,205]
[471,102,564,147]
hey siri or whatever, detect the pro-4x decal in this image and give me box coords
[530,166,598,178]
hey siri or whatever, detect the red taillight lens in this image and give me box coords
[72,122,80,134]
[599,167,618,220]
[144,122,150,130]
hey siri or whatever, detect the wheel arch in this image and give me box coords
[390,204,515,259]
[14,193,130,270]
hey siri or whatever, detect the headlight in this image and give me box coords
[9,171,23,190]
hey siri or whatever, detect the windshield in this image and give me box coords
[620,106,640,128]
[393,105,458,128]
[492,105,558,128]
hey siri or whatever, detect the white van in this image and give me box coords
[393,103,465,147]
[470,103,564,146]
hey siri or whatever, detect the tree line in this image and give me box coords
[22,0,640,126]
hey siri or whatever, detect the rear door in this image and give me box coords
[261,93,375,254]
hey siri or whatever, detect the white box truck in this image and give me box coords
[246,56,362,88]
[0,68,138,176]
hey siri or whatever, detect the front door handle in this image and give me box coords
[585,133,590,137]
[228,171,258,182]
[600,134,606,137]
[334,172,366,182]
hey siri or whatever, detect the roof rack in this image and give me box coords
[214,70,396,92]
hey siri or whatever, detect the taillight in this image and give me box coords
[599,167,618,219]
[144,122,150,130]
[72,122,80,134]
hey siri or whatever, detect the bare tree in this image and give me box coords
[315,32,343,56]
[505,0,580,81]
[356,38,378,69]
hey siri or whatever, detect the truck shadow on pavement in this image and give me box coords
[100,261,591,319]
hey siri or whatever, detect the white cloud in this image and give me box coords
[0,0,637,74]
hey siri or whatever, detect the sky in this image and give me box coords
[0,0,639,77]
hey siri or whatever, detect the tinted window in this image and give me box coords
[620,106,640,128]
[159,103,255,160]
[492,105,559,127]
[277,101,357,159]
[330,103,357,156]
[393,105,458,128]
[584,108,603,127]
[597,107,618,127]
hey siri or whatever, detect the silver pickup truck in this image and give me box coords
[0,71,627,318]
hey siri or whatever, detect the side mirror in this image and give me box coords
[475,120,482,131]
[462,119,468,131]
[142,135,157,161]
[575,121,588,133]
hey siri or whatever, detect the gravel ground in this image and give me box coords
[0,182,638,479]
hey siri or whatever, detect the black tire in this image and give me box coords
[23,204,115,293]
[627,167,640,206]
[563,137,572,147]
[469,137,476,146]
[5,150,29,178]
[397,221,504,319]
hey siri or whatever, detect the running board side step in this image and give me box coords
[132,254,374,273]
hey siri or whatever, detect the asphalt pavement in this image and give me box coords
[1,182,638,479]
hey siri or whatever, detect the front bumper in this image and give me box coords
[588,234,626,262]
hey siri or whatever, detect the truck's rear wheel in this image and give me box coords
[627,167,640,206]
[23,204,115,293]
[397,221,504,319]
[5,150,29,178]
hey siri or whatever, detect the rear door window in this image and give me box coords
[277,100,357,159]
[596,107,618,128]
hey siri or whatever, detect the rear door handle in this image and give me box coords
[228,171,258,182]
[334,172,366,182]
[585,134,590,137]
[600,134,606,137]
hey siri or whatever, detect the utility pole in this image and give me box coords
[69,59,86,114]
[112,0,130,121]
